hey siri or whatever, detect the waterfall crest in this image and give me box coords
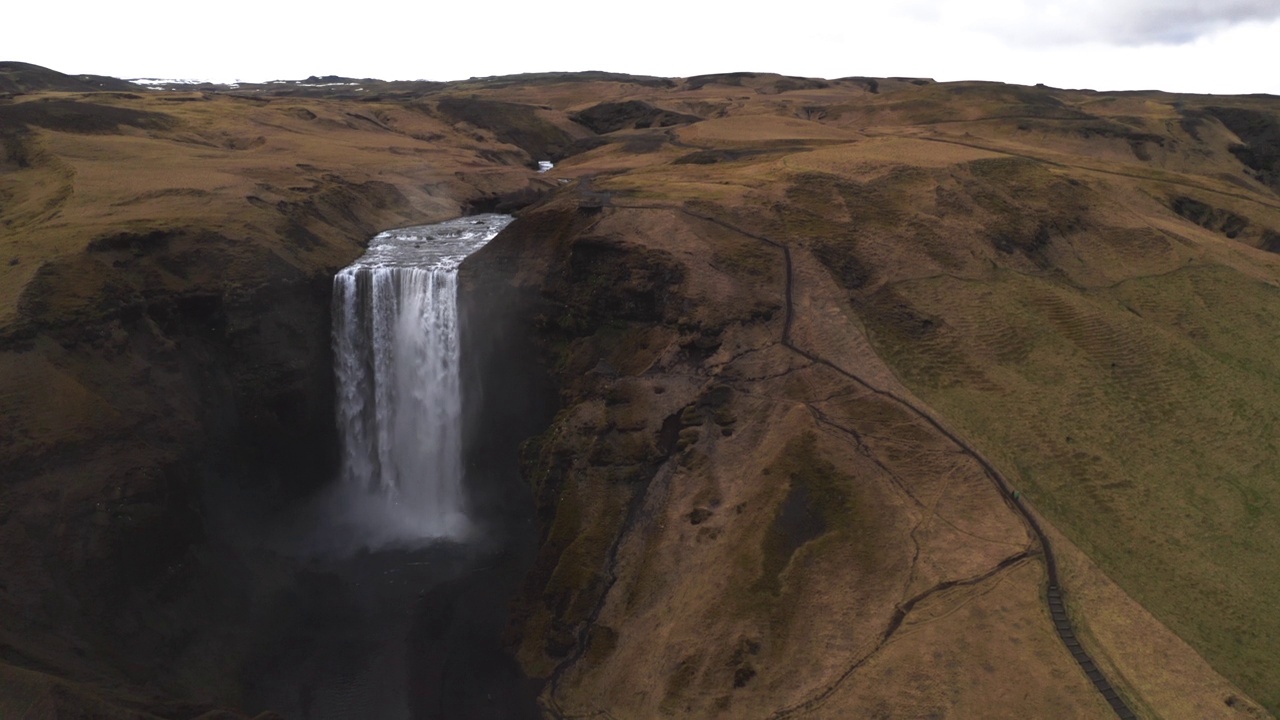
[331,214,513,547]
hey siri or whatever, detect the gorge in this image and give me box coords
[216,213,541,719]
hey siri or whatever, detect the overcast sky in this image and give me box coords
[7,0,1280,94]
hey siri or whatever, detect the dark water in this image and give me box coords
[236,539,539,719]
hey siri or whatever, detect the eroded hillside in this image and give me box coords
[2,65,1279,718]
[462,74,1280,719]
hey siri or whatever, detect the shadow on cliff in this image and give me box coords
[158,218,556,720]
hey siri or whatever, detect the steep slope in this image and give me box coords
[465,77,1280,719]
[470,200,1112,718]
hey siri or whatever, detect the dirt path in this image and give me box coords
[666,204,1139,719]
[538,198,1139,718]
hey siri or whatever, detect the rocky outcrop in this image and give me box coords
[434,97,580,162]
[1204,106,1280,190]
[570,100,702,135]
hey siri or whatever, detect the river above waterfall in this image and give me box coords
[330,214,514,550]
[340,214,514,270]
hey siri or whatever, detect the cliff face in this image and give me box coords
[4,68,1280,719]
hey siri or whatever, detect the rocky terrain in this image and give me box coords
[2,63,1279,718]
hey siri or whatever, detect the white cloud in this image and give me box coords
[913,0,1280,45]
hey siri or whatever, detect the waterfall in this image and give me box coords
[331,214,513,547]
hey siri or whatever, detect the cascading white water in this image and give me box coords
[331,213,513,547]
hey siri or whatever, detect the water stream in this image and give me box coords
[330,214,513,548]
[193,213,541,719]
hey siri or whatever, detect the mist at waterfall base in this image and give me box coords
[212,214,548,719]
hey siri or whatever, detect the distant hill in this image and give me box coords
[0,61,140,95]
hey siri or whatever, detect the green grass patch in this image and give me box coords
[860,265,1280,713]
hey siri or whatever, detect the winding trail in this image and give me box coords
[768,550,1035,719]
[540,187,1138,717]
[623,199,1138,718]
